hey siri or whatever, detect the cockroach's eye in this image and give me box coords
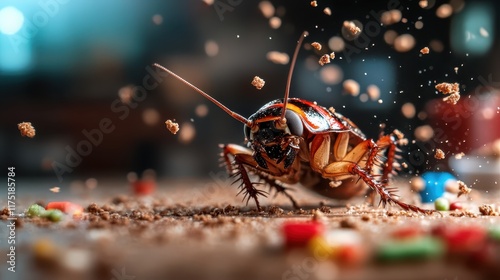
[285,110,303,136]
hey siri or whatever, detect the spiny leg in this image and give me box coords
[251,170,299,209]
[231,161,268,211]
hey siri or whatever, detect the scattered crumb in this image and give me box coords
[311,42,322,51]
[339,218,359,230]
[479,204,498,216]
[343,79,360,96]
[435,82,459,94]
[401,102,416,119]
[457,180,471,198]
[454,152,465,159]
[269,17,281,29]
[323,7,331,16]
[329,52,335,60]
[381,9,402,26]
[436,4,453,18]
[258,1,275,18]
[178,122,196,144]
[394,34,416,52]
[450,210,478,218]
[401,162,408,168]
[419,0,428,8]
[414,125,434,142]
[49,187,60,193]
[318,54,331,66]
[443,92,461,105]
[310,1,318,8]
[251,76,265,90]
[454,67,459,74]
[434,148,445,159]
[367,84,380,101]
[312,209,325,222]
[165,120,180,135]
[18,122,36,138]
[393,129,404,140]
[420,47,430,54]
[343,21,360,35]
[266,51,290,65]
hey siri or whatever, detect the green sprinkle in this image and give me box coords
[377,237,445,261]
[42,209,64,222]
[489,226,500,241]
[26,204,46,217]
[434,197,450,211]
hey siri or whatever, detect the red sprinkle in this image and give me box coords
[391,227,422,239]
[46,201,83,216]
[336,244,366,266]
[133,180,156,195]
[441,227,487,254]
[282,221,325,247]
[449,202,463,211]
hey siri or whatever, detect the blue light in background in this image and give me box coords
[451,2,494,55]
[0,6,24,35]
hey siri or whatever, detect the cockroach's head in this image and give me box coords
[244,107,303,170]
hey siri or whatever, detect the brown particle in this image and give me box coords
[312,209,325,221]
[49,187,60,193]
[434,148,445,159]
[420,47,430,54]
[457,180,471,198]
[165,120,180,135]
[339,218,359,230]
[318,54,331,66]
[479,204,498,216]
[87,203,100,214]
[419,0,428,8]
[323,7,332,16]
[311,42,322,51]
[18,122,36,138]
[343,21,361,35]
[310,1,318,8]
[251,76,265,90]
[329,52,335,60]
[435,82,459,94]
[266,51,290,65]
[361,214,371,221]
[268,205,284,216]
[443,92,461,105]
[343,79,360,96]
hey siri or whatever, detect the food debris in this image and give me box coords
[381,9,402,26]
[394,34,416,52]
[479,204,498,216]
[318,54,331,66]
[436,4,453,19]
[343,21,360,35]
[118,85,134,104]
[258,1,275,18]
[435,82,459,94]
[454,152,465,159]
[393,129,404,140]
[401,102,416,118]
[343,79,360,96]
[165,120,180,135]
[269,17,281,29]
[311,42,322,51]
[50,187,60,193]
[420,47,430,54]
[454,67,459,74]
[434,149,445,160]
[310,1,318,8]
[329,52,335,59]
[178,122,196,144]
[323,7,331,16]
[251,76,265,90]
[414,125,434,142]
[419,0,428,8]
[367,84,380,101]
[18,122,36,138]
[266,51,290,65]
[457,180,471,198]
[443,92,461,105]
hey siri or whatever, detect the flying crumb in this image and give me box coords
[454,152,465,159]
[18,122,36,138]
[343,21,360,35]
[269,17,281,29]
[436,4,453,18]
[165,120,180,135]
[329,52,335,59]
[343,79,360,96]
[457,180,471,198]
[258,1,275,18]
[367,84,380,101]
[414,125,434,142]
[251,76,265,90]
[435,82,459,94]
[50,187,60,193]
[434,148,445,159]
[318,54,330,66]
[420,47,430,54]
[323,7,332,16]
[419,0,428,8]
[266,51,290,65]
[443,92,461,105]
[310,1,318,8]
[311,42,322,51]
[393,129,404,140]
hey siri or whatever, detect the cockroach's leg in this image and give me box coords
[252,171,299,209]
[375,134,398,185]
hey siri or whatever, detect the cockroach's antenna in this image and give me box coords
[153,63,253,127]
[279,31,308,122]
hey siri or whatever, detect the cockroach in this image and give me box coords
[154,32,435,214]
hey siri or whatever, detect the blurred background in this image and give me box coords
[0,0,499,185]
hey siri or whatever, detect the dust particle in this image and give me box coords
[420,47,430,54]
[343,21,361,35]
[343,79,360,96]
[323,7,332,16]
[310,1,318,8]
[318,54,331,66]
[457,180,471,198]
[434,148,445,159]
[311,42,322,51]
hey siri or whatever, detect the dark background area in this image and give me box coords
[0,0,499,184]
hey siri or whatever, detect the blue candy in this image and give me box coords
[419,172,456,203]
